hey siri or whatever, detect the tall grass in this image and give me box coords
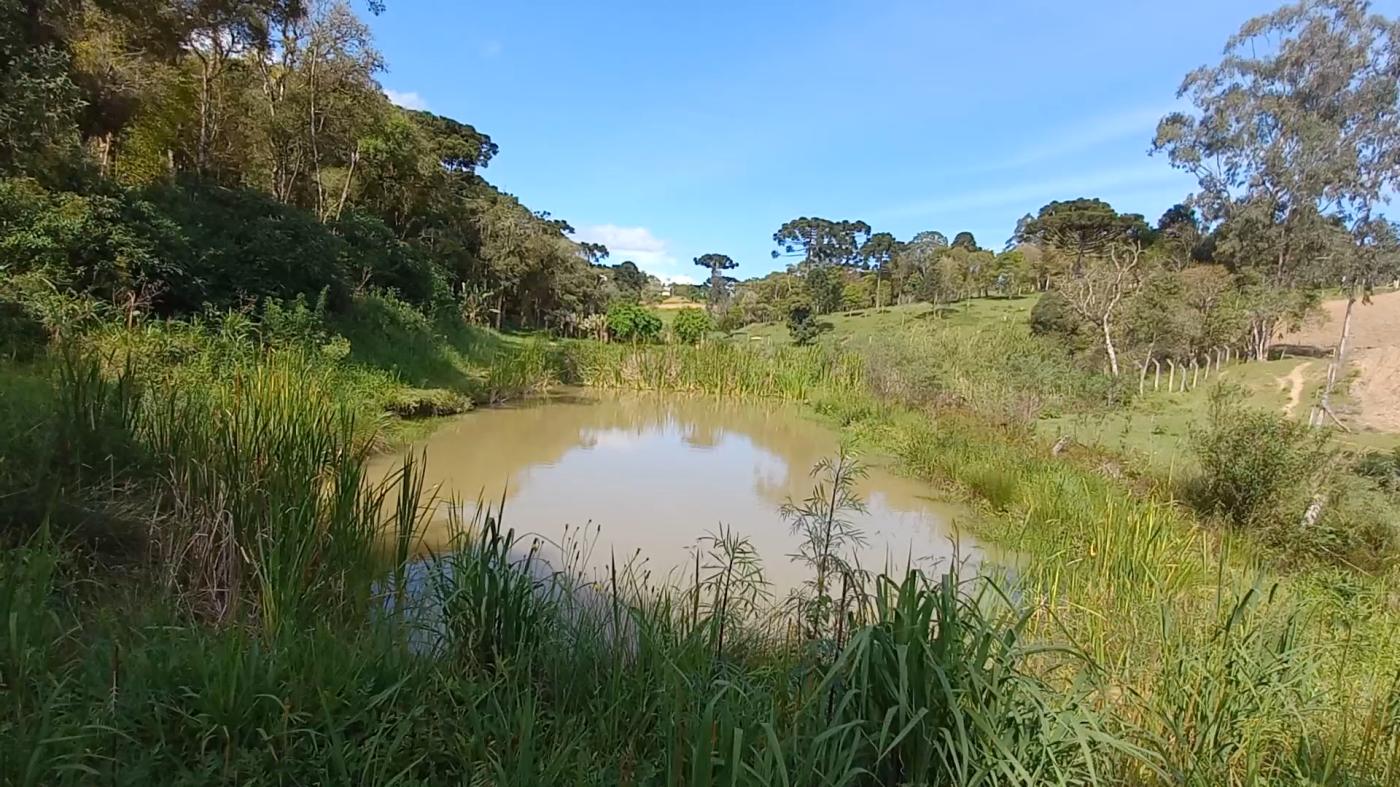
[564,340,865,401]
[4,311,1399,783]
[566,332,1400,784]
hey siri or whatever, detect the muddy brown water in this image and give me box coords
[371,391,984,593]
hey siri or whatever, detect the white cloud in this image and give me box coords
[657,273,699,285]
[881,163,1187,220]
[384,89,429,111]
[572,224,681,278]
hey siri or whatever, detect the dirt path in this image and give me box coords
[1281,290,1400,432]
[1278,361,1313,418]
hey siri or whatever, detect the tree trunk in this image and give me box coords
[1101,316,1119,376]
[1314,285,1358,428]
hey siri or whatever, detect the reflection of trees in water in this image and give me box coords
[374,390,944,522]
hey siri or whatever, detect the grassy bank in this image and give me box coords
[557,337,1400,784]
[3,309,1399,784]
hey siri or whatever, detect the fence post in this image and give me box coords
[1167,360,1176,391]
[1153,358,1162,391]
[1191,358,1200,389]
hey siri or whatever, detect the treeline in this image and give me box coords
[0,0,635,348]
[720,221,1036,331]
[717,0,1400,396]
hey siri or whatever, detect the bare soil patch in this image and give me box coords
[1281,290,1400,432]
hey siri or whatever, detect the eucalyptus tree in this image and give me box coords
[1154,203,1211,271]
[1156,0,1400,380]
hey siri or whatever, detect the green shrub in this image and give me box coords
[605,302,662,343]
[332,210,447,308]
[671,308,711,344]
[1355,446,1400,494]
[1190,386,1331,529]
[786,303,829,346]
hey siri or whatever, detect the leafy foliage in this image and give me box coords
[606,302,662,343]
[786,302,830,346]
[670,307,711,344]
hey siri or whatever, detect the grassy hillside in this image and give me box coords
[730,296,1400,467]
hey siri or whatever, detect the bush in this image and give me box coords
[0,177,186,306]
[606,303,662,343]
[1190,386,1332,529]
[786,303,829,346]
[1029,290,1092,354]
[142,180,352,313]
[1184,386,1396,565]
[332,210,446,308]
[671,308,711,344]
[1355,447,1400,494]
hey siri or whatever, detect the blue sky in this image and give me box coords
[368,0,1395,284]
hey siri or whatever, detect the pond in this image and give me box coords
[372,391,984,593]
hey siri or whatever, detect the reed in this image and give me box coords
[563,340,865,401]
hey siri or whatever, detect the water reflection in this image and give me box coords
[370,391,982,592]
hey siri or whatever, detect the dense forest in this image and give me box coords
[0,0,643,340]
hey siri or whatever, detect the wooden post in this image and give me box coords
[1191,359,1200,389]
[1167,360,1176,392]
[1153,359,1162,391]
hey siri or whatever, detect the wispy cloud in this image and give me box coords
[572,224,682,279]
[384,89,429,111]
[880,163,1187,220]
[971,103,1176,174]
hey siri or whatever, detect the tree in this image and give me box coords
[909,230,948,250]
[693,252,737,309]
[1155,0,1400,380]
[1056,239,1145,376]
[0,0,84,178]
[860,232,898,308]
[1154,203,1210,271]
[772,217,871,267]
[803,265,845,314]
[786,302,828,346]
[1021,199,1148,277]
[671,307,711,344]
[1314,218,1400,424]
[950,231,978,251]
[611,260,647,299]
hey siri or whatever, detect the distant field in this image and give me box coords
[730,298,1036,345]
[728,294,1399,467]
[648,297,706,325]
